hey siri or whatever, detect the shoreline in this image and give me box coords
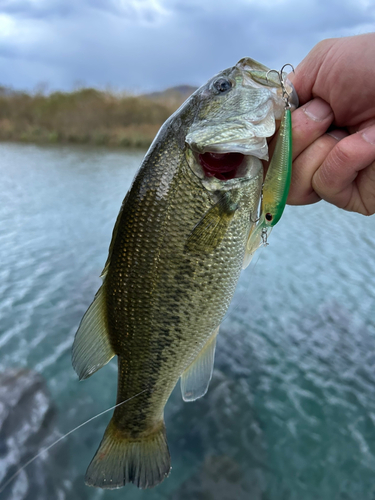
[0,123,158,149]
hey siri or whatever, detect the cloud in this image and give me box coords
[0,0,374,92]
[0,0,78,19]
[91,0,170,22]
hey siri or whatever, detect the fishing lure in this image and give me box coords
[243,65,294,266]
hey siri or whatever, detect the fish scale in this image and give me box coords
[72,57,297,490]
[107,134,262,429]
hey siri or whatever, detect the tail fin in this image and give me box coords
[85,418,171,489]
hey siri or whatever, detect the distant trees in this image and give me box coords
[0,86,195,147]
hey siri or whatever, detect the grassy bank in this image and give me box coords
[0,86,196,148]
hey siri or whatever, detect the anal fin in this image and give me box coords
[181,327,218,402]
[72,285,115,380]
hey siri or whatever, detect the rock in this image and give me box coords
[0,369,69,500]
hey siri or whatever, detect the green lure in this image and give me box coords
[244,107,292,264]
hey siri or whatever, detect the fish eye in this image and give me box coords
[265,213,273,222]
[213,78,232,94]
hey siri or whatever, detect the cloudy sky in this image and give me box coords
[0,0,374,93]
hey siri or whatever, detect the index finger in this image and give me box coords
[291,98,334,160]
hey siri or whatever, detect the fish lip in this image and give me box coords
[236,58,299,112]
[185,107,274,161]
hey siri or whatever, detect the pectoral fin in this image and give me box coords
[181,327,218,402]
[185,194,238,253]
[72,285,115,380]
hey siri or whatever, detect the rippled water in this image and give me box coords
[1,142,375,499]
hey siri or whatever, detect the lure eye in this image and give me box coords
[265,213,273,222]
[213,78,232,94]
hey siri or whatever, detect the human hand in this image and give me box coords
[284,33,375,215]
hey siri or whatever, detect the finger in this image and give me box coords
[287,39,336,105]
[264,97,333,175]
[291,98,334,160]
[312,125,375,215]
[287,131,347,205]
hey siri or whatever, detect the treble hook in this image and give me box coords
[280,63,295,108]
[266,68,281,84]
[261,227,269,246]
[266,64,295,108]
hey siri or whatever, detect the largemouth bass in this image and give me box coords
[72,58,297,490]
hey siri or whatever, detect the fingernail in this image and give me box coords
[303,98,332,121]
[327,129,348,141]
[361,125,375,145]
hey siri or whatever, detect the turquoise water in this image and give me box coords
[1,142,375,499]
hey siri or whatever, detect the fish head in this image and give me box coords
[186,57,298,161]
[183,57,298,191]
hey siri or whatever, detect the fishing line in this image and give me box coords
[0,388,147,494]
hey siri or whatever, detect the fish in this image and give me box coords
[72,57,298,490]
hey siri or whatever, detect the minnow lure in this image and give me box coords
[243,87,293,267]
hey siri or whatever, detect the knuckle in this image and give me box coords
[329,141,352,169]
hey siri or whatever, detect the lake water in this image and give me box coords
[1,142,375,499]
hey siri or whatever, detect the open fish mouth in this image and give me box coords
[186,146,262,191]
[198,152,245,180]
